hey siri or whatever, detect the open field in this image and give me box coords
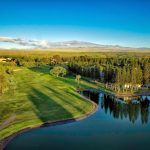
[0,66,98,140]
[0,49,150,59]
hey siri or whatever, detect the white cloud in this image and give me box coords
[0,36,50,48]
[39,40,50,48]
[0,36,105,49]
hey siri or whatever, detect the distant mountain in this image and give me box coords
[41,41,150,51]
[42,40,102,48]
[0,36,150,50]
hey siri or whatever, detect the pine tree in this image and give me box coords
[143,62,150,85]
[136,66,143,86]
[115,69,122,92]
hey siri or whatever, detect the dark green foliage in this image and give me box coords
[67,53,150,93]
[143,62,150,85]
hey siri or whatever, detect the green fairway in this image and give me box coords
[0,66,97,140]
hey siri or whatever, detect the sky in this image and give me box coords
[0,0,150,48]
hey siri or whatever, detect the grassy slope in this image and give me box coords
[0,66,98,140]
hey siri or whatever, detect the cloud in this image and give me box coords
[0,36,50,48]
[0,36,104,49]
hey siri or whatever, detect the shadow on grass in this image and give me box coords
[28,87,74,122]
[29,66,50,75]
[55,76,91,90]
[44,85,87,114]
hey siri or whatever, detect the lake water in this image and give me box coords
[5,91,150,150]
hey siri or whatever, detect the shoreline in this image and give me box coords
[84,88,150,97]
[0,94,98,150]
[115,90,150,98]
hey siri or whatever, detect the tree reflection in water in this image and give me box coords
[81,90,150,124]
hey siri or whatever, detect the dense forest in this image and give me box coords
[68,55,150,93]
[0,51,150,95]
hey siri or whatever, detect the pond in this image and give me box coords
[5,91,150,150]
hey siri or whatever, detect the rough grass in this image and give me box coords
[0,66,98,140]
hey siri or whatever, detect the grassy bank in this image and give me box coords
[0,66,98,140]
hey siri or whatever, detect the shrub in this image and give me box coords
[50,66,67,77]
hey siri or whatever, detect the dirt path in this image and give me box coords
[0,114,16,130]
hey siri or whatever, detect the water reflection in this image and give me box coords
[81,90,150,124]
[81,90,99,104]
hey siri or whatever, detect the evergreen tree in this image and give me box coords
[143,62,150,85]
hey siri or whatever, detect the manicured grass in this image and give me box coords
[0,66,98,140]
